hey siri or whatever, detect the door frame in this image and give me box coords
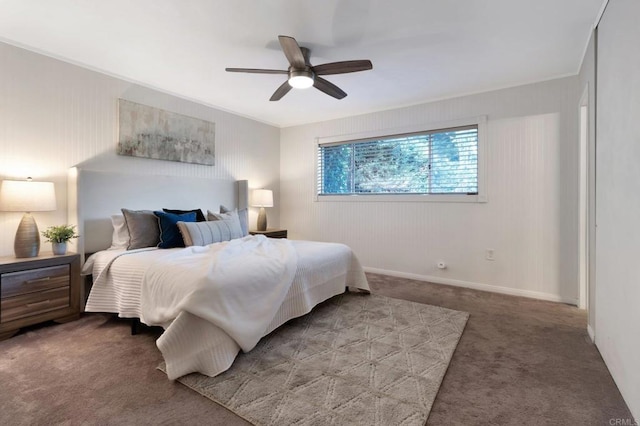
[578,85,590,317]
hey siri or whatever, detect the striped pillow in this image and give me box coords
[177,217,243,247]
[207,207,249,236]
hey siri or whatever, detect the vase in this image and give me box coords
[52,242,67,255]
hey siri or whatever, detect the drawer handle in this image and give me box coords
[26,300,51,308]
[25,277,51,285]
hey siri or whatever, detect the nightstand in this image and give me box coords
[0,252,81,340]
[249,229,288,239]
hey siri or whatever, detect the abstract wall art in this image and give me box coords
[117,99,215,166]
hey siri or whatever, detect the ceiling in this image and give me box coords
[0,0,604,128]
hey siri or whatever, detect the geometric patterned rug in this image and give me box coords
[160,292,469,425]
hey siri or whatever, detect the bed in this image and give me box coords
[71,169,369,379]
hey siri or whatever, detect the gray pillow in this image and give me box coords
[121,208,160,250]
[209,206,249,236]
[177,218,243,247]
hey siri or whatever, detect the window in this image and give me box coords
[317,125,479,198]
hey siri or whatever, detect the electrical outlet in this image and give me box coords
[485,249,495,261]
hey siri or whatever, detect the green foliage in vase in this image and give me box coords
[41,225,79,243]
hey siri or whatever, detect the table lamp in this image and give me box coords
[252,189,273,232]
[0,178,57,258]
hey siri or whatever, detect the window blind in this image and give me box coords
[317,125,478,195]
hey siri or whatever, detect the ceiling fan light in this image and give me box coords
[288,70,314,89]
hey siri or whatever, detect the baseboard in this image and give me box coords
[587,324,595,342]
[364,267,579,305]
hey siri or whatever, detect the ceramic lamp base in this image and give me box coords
[257,207,267,231]
[14,213,40,258]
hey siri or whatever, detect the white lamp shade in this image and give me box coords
[0,180,57,212]
[252,189,273,207]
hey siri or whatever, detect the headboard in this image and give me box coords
[68,168,248,258]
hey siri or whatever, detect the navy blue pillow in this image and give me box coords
[153,211,197,248]
[162,208,206,222]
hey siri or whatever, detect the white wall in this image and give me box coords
[281,77,580,304]
[595,0,640,419]
[0,42,281,257]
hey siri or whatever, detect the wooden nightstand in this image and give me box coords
[249,229,288,239]
[0,252,81,340]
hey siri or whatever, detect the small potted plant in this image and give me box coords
[41,225,79,255]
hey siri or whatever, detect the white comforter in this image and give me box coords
[141,236,297,352]
[85,236,369,379]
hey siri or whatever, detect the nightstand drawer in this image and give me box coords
[1,265,70,299]
[0,253,80,340]
[1,286,70,322]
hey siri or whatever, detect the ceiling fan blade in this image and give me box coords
[313,60,373,75]
[313,76,347,100]
[278,35,306,68]
[270,81,293,101]
[225,68,288,75]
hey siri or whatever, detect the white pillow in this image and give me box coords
[177,218,243,247]
[109,215,130,249]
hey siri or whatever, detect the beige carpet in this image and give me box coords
[161,292,469,425]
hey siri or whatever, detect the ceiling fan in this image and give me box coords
[225,35,373,101]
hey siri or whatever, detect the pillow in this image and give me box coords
[162,208,206,222]
[207,208,238,222]
[154,211,197,248]
[109,215,130,249]
[209,205,249,236]
[121,209,160,250]
[221,205,249,236]
[177,217,243,247]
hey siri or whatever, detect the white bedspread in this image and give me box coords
[141,236,297,352]
[85,237,370,379]
[85,247,170,319]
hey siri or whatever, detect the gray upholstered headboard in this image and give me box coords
[68,168,248,258]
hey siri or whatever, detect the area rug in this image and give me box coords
[159,292,469,425]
